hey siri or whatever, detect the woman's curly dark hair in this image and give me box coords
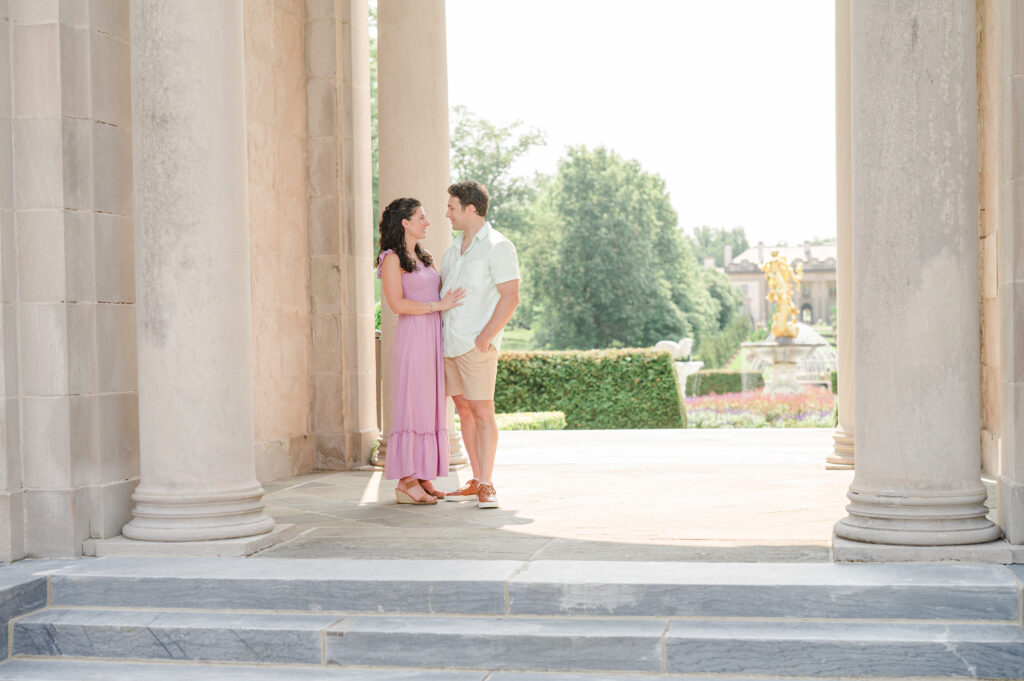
[376,197,433,273]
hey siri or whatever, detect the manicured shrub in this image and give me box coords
[830,370,838,394]
[495,349,685,429]
[694,316,752,369]
[686,370,764,396]
[495,411,566,431]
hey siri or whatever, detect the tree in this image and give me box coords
[532,146,720,350]
[692,225,750,267]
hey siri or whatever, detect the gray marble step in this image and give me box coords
[13,608,341,664]
[666,620,1024,678]
[44,557,1023,621]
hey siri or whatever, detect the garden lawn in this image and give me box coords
[685,387,835,428]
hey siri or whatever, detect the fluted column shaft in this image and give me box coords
[376,0,465,466]
[123,0,274,541]
[828,0,854,470]
[835,0,1000,546]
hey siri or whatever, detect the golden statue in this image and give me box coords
[760,250,803,339]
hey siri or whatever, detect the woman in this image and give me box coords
[377,198,465,504]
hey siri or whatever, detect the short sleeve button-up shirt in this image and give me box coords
[440,222,520,358]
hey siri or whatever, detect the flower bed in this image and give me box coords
[685,387,836,428]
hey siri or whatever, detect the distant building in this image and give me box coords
[721,242,837,326]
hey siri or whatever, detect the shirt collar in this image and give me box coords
[454,221,491,250]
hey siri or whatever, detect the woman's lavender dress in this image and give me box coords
[378,250,449,480]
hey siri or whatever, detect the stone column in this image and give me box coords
[377,0,466,468]
[307,0,379,470]
[834,1,1000,547]
[828,0,854,470]
[122,0,274,542]
[996,0,1024,543]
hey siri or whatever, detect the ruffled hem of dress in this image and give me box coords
[384,428,450,480]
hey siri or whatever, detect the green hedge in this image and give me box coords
[495,411,566,431]
[694,316,752,369]
[830,370,838,394]
[496,349,685,429]
[686,370,764,396]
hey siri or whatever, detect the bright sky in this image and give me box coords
[445,0,836,247]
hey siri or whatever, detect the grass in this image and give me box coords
[501,327,536,351]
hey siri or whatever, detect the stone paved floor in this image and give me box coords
[256,428,853,562]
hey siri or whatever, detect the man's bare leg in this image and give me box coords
[451,394,480,479]
[468,399,498,484]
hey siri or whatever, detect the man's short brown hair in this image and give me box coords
[447,181,489,218]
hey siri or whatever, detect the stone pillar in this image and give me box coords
[834,1,1000,547]
[122,0,274,542]
[828,0,854,470]
[996,0,1024,543]
[377,0,466,468]
[307,0,379,470]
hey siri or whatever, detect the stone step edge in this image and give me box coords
[42,558,1024,622]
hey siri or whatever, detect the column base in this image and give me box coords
[997,475,1024,544]
[827,427,854,470]
[87,523,299,557]
[834,485,1002,546]
[833,535,1022,563]
[122,483,276,542]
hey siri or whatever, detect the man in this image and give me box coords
[440,181,520,509]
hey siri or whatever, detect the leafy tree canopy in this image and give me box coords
[691,225,750,267]
[532,146,720,350]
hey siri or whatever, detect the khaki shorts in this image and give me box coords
[444,345,498,401]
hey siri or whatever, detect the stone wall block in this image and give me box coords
[64,209,95,302]
[12,23,59,116]
[277,192,308,257]
[97,392,138,481]
[58,25,89,118]
[0,16,11,114]
[0,491,25,561]
[314,432,346,470]
[982,233,998,299]
[312,314,340,373]
[0,212,13,301]
[21,395,70,488]
[245,57,275,127]
[11,0,56,23]
[983,296,1000,382]
[3,397,20,488]
[16,209,65,303]
[60,117,92,211]
[18,302,67,395]
[274,3,303,71]
[310,254,340,315]
[93,213,133,303]
[2,308,16,397]
[306,77,336,138]
[247,120,274,193]
[13,117,62,209]
[305,0,333,21]
[255,434,314,484]
[87,0,129,42]
[312,373,344,431]
[0,121,12,212]
[308,137,338,198]
[1012,177,1024,284]
[88,477,137,538]
[276,70,306,135]
[244,0,273,59]
[309,195,339,256]
[88,29,130,128]
[57,0,87,27]
[306,18,336,78]
[274,129,305,197]
[66,302,96,395]
[68,393,98,486]
[90,121,131,216]
[96,302,136,392]
[24,488,87,557]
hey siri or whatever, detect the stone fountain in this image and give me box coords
[741,250,818,394]
[654,337,703,397]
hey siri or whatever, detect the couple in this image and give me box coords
[376,181,520,509]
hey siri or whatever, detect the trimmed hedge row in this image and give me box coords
[495,411,566,431]
[686,370,764,396]
[496,349,685,429]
